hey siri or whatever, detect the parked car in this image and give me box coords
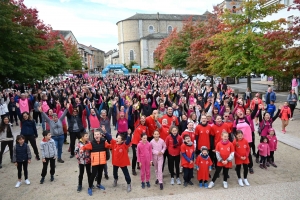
[114,69,123,74]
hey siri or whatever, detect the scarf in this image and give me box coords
[184,141,193,146]
[221,140,229,145]
[171,133,179,147]
[200,153,209,159]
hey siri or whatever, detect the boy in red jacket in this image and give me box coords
[181,134,195,187]
[106,129,132,192]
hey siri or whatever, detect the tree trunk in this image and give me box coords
[247,75,251,91]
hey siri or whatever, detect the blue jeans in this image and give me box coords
[52,135,64,159]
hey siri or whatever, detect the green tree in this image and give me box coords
[206,0,285,90]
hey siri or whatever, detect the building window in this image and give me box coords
[167,26,173,34]
[129,50,134,61]
[149,25,154,33]
[287,15,294,28]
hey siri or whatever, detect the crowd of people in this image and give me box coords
[0,73,294,196]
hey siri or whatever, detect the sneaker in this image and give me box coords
[105,174,109,180]
[170,178,175,185]
[290,118,293,121]
[88,187,93,196]
[223,181,228,189]
[238,178,244,187]
[155,179,159,184]
[243,179,250,186]
[188,181,194,185]
[208,181,214,189]
[183,182,188,187]
[176,178,181,185]
[146,181,150,188]
[249,168,254,174]
[132,169,137,176]
[25,179,30,185]
[36,156,40,161]
[15,181,22,188]
[127,184,131,192]
[70,155,74,158]
[270,162,277,168]
[50,175,54,182]
[160,183,163,190]
[113,179,117,187]
[57,159,64,163]
[204,183,208,188]
[96,184,105,190]
[64,141,69,144]
[77,185,82,192]
[40,177,45,184]
[263,164,268,170]
[266,162,270,167]
[259,164,264,169]
[141,182,145,189]
[255,158,259,164]
[199,182,203,188]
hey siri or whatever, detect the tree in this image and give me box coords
[59,34,82,70]
[187,8,222,75]
[206,0,285,90]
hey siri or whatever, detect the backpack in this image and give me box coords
[258,120,270,135]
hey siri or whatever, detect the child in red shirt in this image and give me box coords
[266,128,278,168]
[181,134,195,187]
[195,146,212,188]
[233,130,250,187]
[165,126,183,185]
[208,131,234,189]
[107,129,132,192]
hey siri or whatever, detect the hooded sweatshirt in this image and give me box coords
[40,138,57,159]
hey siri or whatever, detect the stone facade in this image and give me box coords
[117,13,206,68]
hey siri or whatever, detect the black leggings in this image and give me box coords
[24,135,39,157]
[162,149,168,173]
[33,111,42,124]
[41,157,55,177]
[131,144,137,170]
[17,161,28,179]
[248,142,254,169]
[251,132,256,154]
[69,132,81,156]
[9,111,18,124]
[260,156,267,164]
[168,154,180,178]
[0,140,13,163]
[236,164,248,179]
[289,104,296,117]
[212,166,229,182]
[183,167,193,183]
[89,165,104,188]
[78,164,91,186]
[268,151,275,162]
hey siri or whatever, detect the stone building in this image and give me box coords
[116,13,206,68]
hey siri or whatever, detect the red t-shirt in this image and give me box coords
[159,125,170,141]
[211,123,230,148]
[215,141,234,168]
[232,138,250,165]
[110,139,130,167]
[132,124,147,145]
[145,116,157,138]
[181,130,195,143]
[165,134,183,156]
[195,124,212,150]
[181,143,195,168]
[159,114,179,129]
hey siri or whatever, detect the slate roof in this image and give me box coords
[117,13,207,24]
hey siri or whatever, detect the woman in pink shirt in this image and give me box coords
[150,130,166,190]
[116,105,129,137]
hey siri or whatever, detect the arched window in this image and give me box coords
[129,50,134,61]
[149,25,154,33]
[167,26,173,34]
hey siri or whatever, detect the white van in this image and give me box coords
[114,69,123,74]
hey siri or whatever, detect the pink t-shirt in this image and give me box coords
[292,78,298,87]
[235,119,252,143]
[117,118,128,133]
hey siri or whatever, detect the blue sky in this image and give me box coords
[24,0,222,52]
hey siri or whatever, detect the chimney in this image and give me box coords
[157,12,160,21]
